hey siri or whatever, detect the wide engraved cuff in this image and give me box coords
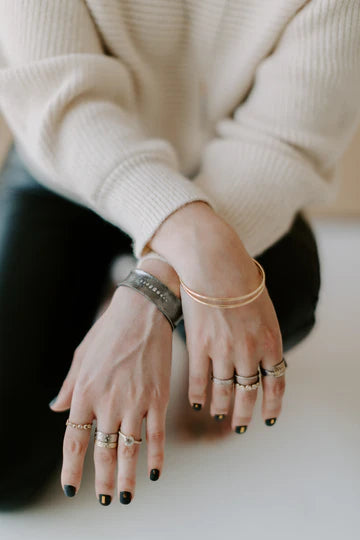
[116,268,183,330]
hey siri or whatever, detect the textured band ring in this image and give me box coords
[94,430,119,444]
[66,419,93,430]
[118,429,142,447]
[235,381,260,391]
[211,374,234,386]
[260,357,287,378]
[95,440,118,449]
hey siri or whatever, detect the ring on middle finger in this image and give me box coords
[211,374,234,386]
[94,430,119,449]
[234,368,260,385]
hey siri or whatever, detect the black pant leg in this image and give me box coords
[0,147,132,510]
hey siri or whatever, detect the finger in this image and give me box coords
[93,416,119,506]
[188,347,210,411]
[50,351,82,412]
[61,395,93,497]
[210,357,234,421]
[117,413,144,505]
[146,407,166,481]
[231,368,259,434]
[261,356,286,426]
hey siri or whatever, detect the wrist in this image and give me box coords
[136,258,180,298]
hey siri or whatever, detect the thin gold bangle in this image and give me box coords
[181,281,265,308]
[179,258,265,304]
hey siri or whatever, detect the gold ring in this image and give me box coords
[66,419,93,430]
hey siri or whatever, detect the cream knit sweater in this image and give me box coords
[0,0,359,259]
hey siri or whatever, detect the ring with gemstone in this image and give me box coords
[118,429,142,447]
[94,430,119,443]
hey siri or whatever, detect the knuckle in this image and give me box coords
[216,385,233,398]
[147,430,165,444]
[236,389,258,406]
[119,476,136,490]
[119,443,138,460]
[96,449,117,466]
[64,436,84,457]
[262,326,282,356]
[243,332,257,357]
[190,374,208,389]
[267,379,286,399]
[98,479,114,493]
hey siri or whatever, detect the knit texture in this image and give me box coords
[0,0,359,258]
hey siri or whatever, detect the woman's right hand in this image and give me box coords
[150,202,286,431]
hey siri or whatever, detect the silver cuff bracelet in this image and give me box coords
[116,268,183,331]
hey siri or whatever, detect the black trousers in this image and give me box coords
[0,145,321,509]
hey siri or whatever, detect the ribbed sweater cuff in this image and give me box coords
[95,154,216,258]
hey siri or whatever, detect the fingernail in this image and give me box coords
[192,403,202,411]
[120,491,132,505]
[150,469,160,481]
[214,414,226,422]
[49,395,58,407]
[63,485,76,497]
[99,494,112,506]
[235,425,247,434]
[265,418,277,426]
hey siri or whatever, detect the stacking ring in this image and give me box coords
[118,429,142,447]
[66,419,93,430]
[211,374,234,386]
[94,429,119,449]
[234,368,260,385]
[260,357,287,378]
[235,380,260,391]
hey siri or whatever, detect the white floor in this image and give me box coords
[1,216,359,540]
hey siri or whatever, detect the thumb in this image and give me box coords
[49,353,82,412]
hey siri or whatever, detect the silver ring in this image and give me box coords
[234,368,260,385]
[260,357,287,378]
[95,430,119,443]
[211,374,234,386]
[118,429,142,447]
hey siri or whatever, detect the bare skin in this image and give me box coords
[50,201,285,504]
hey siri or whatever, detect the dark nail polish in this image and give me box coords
[265,418,277,426]
[99,494,112,506]
[150,469,160,481]
[63,485,76,497]
[192,403,202,411]
[235,425,247,434]
[49,395,58,407]
[214,414,226,422]
[120,491,132,505]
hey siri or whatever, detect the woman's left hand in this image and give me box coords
[49,258,179,504]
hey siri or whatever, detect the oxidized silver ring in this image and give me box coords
[118,429,142,447]
[260,357,287,378]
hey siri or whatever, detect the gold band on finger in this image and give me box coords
[118,429,142,447]
[235,381,260,391]
[66,419,93,430]
[95,440,118,449]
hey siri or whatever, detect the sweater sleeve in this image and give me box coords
[191,0,360,258]
[0,0,215,258]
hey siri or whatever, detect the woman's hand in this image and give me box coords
[49,258,179,504]
[150,202,285,431]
